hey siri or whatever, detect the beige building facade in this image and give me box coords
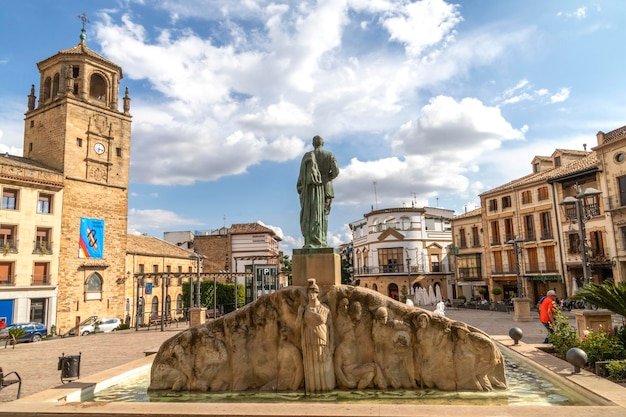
[18,30,132,334]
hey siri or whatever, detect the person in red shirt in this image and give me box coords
[539,290,557,343]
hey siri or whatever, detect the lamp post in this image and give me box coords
[559,184,602,287]
[134,275,143,331]
[506,237,525,298]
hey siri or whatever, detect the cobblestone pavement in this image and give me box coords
[1,307,622,403]
[0,323,187,402]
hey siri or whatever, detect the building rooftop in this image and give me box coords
[127,234,195,259]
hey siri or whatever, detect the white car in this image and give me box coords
[69,317,121,336]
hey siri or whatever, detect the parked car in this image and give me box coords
[68,317,121,336]
[5,322,48,342]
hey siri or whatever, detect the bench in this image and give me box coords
[0,367,22,399]
[206,309,222,319]
[148,315,174,330]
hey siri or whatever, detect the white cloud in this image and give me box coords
[551,87,570,103]
[128,208,204,232]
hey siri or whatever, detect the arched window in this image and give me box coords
[52,73,60,99]
[85,273,102,300]
[372,283,378,291]
[43,77,52,102]
[137,297,145,325]
[89,73,107,102]
[387,283,399,300]
[165,294,172,316]
[151,296,159,318]
[176,294,183,313]
[383,217,396,230]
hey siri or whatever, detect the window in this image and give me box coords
[165,294,172,316]
[490,221,501,245]
[35,228,51,253]
[458,228,467,248]
[521,190,532,204]
[378,248,403,273]
[533,163,540,173]
[400,217,411,231]
[33,262,49,285]
[37,194,52,214]
[85,273,102,300]
[425,218,436,230]
[488,199,498,212]
[2,189,18,210]
[0,262,14,285]
[138,264,145,273]
[539,212,552,240]
[524,215,535,241]
[567,233,580,254]
[554,156,561,167]
[589,230,605,258]
[619,175,626,207]
[176,294,183,313]
[457,254,482,279]
[430,254,441,272]
[544,246,557,271]
[151,296,159,317]
[621,226,626,251]
[506,250,517,273]
[152,265,159,273]
[526,247,539,272]
[492,251,503,273]
[89,73,107,101]
[0,225,16,252]
[471,226,480,247]
[502,196,512,209]
[28,143,33,152]
[116,147,122,157]
[537,186,549,201]
[503,218,514,242]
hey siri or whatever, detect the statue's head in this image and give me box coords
[374,306,388,324]
[312,135,324,148]
[307,278,320,296]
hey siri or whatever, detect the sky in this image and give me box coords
[1,1,626,256]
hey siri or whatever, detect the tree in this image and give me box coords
[571,280,626,317]
[280,254,292,286]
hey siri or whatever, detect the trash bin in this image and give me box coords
[58,352,81,383]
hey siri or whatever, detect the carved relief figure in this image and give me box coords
[334,328,376,389]
[296,279,335,393]
[372,307,416,389]
[412,312,455,390]
[262,324,303,391]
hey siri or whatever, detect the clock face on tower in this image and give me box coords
[94,143,105,155]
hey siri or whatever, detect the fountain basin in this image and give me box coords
[1,338,626,417]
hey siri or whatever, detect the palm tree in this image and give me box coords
[571,280,626,317]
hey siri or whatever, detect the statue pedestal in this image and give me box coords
[292,248,341,289]
[512,298,533,322]
[189,307,206,327]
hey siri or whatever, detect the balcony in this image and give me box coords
[524,261,559,274]
[33,241,53,255]
[32,274,52,285]
[2,239,17,254]
[431,262,441,272]
[490,237,501,246]
[491,265,518,275]
[458,267,482,280]
[523,230,536,241]
[0,275,14,286]
[540,229,554,240]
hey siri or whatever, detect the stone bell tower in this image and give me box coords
[23,21,132,332]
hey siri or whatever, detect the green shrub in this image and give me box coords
[605,360,626,380]
[579,326,626,365]
[491,287,503,296]
[548,310,580,358]
[117,323,130,331]
[458,295,466,300]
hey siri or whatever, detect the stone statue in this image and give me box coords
[149,284,507,394]
[295,278,335,393]
[296,135,339,248]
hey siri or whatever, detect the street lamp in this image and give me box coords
[559,184,602,287]
[506,237,525,298]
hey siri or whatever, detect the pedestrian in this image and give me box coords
[539,290,557,343]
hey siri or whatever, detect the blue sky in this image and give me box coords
[1,1,625,256]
